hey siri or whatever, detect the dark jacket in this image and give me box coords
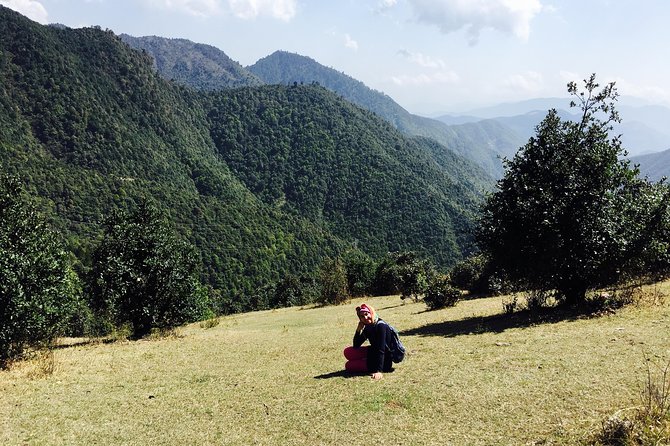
[353,319,393,373]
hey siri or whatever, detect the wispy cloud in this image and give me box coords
[145,0,297,20]
[406,0,543,45]
[391,71,460,86]
[227,0,297,21]
[397,49,446,68]
[559,70,582,84]
[0,0,48,23]
[145,0,222,17]
[606,77,670,105]
[376,0,397,12]
[502,71,543,93]
[344,33,359,51]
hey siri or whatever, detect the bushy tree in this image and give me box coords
[448,253,512,296]
[370,251,434,299]
[341,249,375,297]
[0,175,81,365]
[318,257,349,305]
[424,275,461,310]
[449,254,488,292]
[393,252,434,301]
[478,74,669,304]
[87,201,210,337]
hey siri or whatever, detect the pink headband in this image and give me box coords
[357,304,371,315]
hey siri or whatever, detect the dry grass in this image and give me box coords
[2,280,670,445]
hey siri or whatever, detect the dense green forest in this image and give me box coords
[248,51,523,177]
[204,84,489,266]
[0,6,486,310]
[121,39,519,178]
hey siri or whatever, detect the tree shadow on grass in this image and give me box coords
[401,305,600,339]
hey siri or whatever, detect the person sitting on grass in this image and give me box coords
[343,304,395,380]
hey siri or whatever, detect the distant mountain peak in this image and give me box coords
[119,34,263,90]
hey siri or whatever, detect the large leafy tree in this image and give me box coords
[478,74,669,304]
[0,174,81,365]
[87,201,210,337]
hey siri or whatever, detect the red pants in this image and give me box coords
[343,346,369,372]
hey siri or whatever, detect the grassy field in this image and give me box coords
[2,281,670,445]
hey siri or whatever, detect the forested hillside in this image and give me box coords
[119,40,520,178]
[119,34,262,90]
[0,6,345,311]
[248,51,522,177]
[204,85,490,267]
[0,6,487,310]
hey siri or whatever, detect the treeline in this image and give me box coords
[0,173,450,364]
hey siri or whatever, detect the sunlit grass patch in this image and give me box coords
[1,281,670,445]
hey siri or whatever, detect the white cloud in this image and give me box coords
[391,71,460,86]
[406,0,542,45]
[607,77,670,105]
[559,70,582,84]
[227,0,297,21]
[0,0,48,23]
[376,0,397,12]
[502,71,544,92]
[145,0,222,17]
[397,49,446,68]
[145,0,297,20]
[344,34,359,51]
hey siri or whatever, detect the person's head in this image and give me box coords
[356,304,377,325]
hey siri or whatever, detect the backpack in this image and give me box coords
[379,319,405,363]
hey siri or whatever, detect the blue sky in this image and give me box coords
[3,0,670,115]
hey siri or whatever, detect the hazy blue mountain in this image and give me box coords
[631,148,670,182]
[453,97,570,119]
[119,34,263,90]
[617,121,670,155]
[437,100,670,157]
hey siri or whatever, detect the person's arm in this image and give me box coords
[353,321,366,347]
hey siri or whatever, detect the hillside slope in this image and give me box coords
[248,51,520,177]
[119,34,263,90]
[204,84,491,266]
[631,148,670,181]
[0,6,346,310]
[0,6,487,309]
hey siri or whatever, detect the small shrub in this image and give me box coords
[424,276,461,310]
[596,415,635,446]
[199,316,220,329]
[525,289,553,312]
[26,348,58,379]
[589,357,670,445]
[502,295,519,314]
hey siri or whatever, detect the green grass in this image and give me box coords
[2,281,670,445]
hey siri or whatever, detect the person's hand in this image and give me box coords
[357,321,364,332]
[371,372,383,380]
